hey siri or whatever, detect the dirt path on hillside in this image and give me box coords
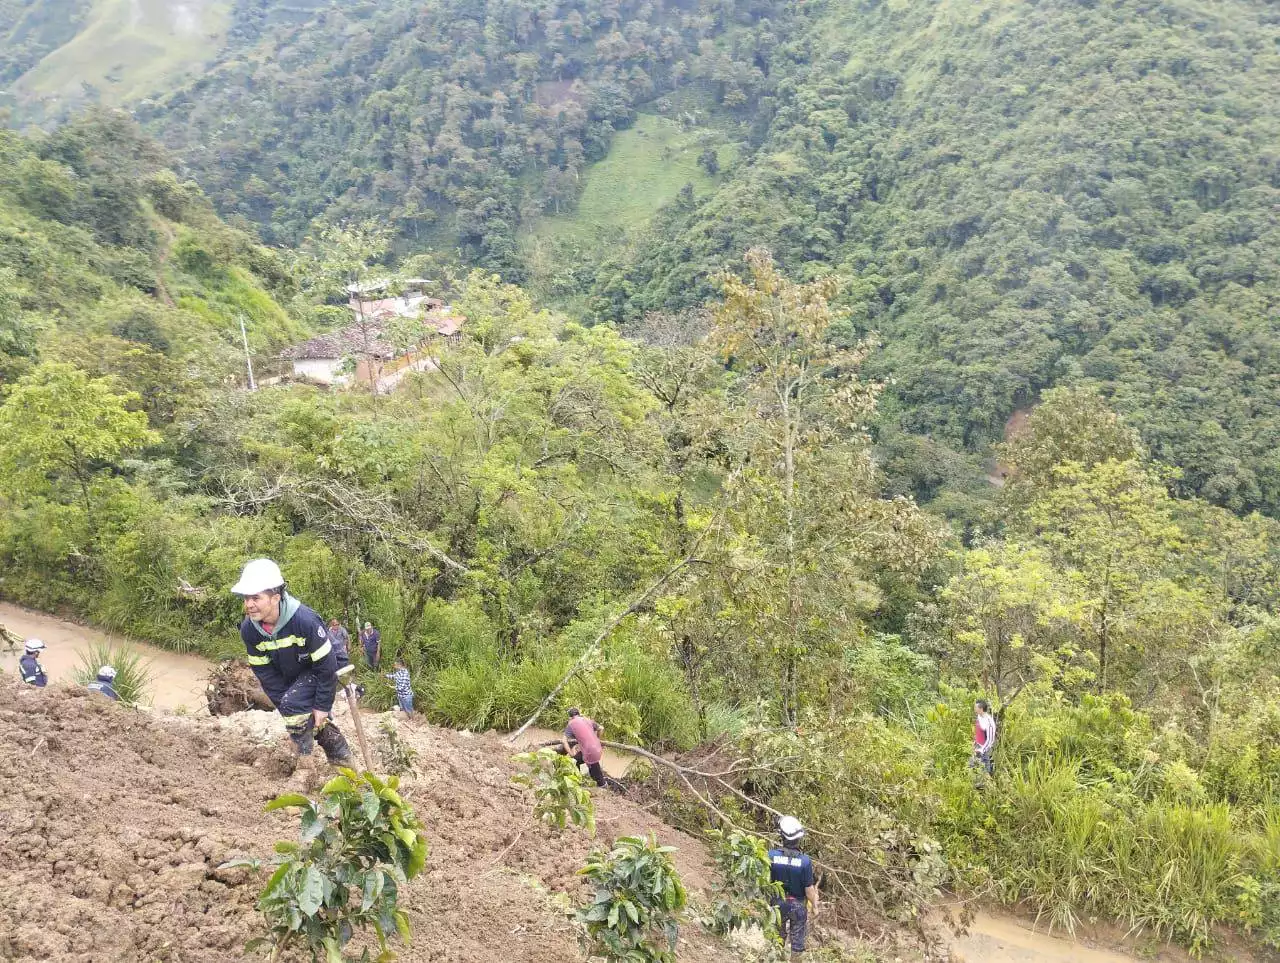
[954,913,1153,963]
[0,602,211,712]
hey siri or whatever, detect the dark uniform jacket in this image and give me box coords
[19,654,47,687]
[768,847,815,901]
[87,679,120,701]
[239,595,338,711]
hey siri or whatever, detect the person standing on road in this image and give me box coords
[968,698,997,776]
[87,665,120,701]
[386,657,414,715]
[19,638,48,687]
[560,707,607,788]
[360,621,381,670]
[769,816,818,959]
[232,558,354,785]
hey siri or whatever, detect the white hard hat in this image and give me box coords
[98,665,117,680]
[230,558,284,596]
[24,638,46,653]
[779,815,805,843]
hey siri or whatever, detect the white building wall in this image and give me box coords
[292,358,347,385]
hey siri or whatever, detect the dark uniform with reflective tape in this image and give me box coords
[768,846,814,954]
[87,677,120,701]
[19,653,47,687]
[240,595,353,762]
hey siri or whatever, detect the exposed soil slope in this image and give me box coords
[0,681,749,963]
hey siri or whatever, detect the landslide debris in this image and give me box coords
[0,681,753,963]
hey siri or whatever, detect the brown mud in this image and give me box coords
[0,680,813,963]
[205,660,274,715]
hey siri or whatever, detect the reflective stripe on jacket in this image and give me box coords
[19,654,47,687]
[240,596,338,712]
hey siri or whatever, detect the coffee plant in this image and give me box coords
[577,834,687,963]
[223,770,429,962]
[704,829,783,941]
[512,747,595,834]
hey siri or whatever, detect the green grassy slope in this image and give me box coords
[521,112,734,303]
[9,0,230,118]
[0,111,301,386]
[532,114,731,238]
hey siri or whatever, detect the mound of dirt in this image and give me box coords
[0,680,771,963]
[0,682,294,962]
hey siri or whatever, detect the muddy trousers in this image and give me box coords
[277,672,353,763]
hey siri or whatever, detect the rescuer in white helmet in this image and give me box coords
[19,638,48,687]
[231,558,353,785]
[769,815,819,958]
[87,665,120,701]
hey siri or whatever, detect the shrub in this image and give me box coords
[704,829,782,940]
[491,657,570,729]
[377,718,418,777]
[577,834,688,963]
[512,747,595,834]
[72,642,154,705]
[224,770,428,962]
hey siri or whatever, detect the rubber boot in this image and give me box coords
[316,721,354,767]
[287,753,316,793]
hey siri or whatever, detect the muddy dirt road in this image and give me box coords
[0,602,211,712]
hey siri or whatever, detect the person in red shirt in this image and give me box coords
[560,707,607,788]
[968,698,997,775]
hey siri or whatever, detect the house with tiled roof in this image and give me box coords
[281,283,463,388]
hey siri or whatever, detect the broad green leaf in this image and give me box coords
[265,793,311,812]
[299,866,325,917]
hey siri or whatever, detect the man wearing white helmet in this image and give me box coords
[87,665,120,701]
[769,815,818,958]
[231,558,353,784]
[19,639,48,687]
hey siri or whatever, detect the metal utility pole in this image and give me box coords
[239,314,256,391]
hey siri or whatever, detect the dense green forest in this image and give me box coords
[3,0,1280,955]
[584,0,1280,516]
[137,0,780,271]
[89,0,1280,517]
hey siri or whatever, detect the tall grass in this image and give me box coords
[71,642,155,705]
[431,661,499,730]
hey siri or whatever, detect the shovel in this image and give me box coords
[337,664,375,772]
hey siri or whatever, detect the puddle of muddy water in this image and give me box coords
[508,725,636,778]
[0,602,213,713]
[952,912,1196,963]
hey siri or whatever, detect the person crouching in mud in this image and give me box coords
[232,558,353,788]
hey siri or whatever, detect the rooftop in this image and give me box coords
[281,308,464,361]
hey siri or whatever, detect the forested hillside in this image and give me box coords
[0,110,301,379]
[585,0,1280,513]
[3,2,1280,957]
[140,0,780,272]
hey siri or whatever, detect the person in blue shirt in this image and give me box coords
[19,638,48,687]
[769,815,819,958]
[232,558,354,787]
[360,622,382,670]
[86,665,120,701]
